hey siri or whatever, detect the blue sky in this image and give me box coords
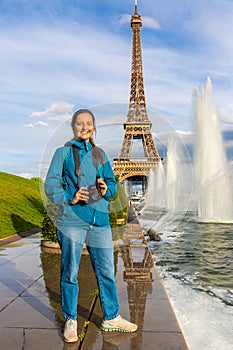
[1,0,233,178]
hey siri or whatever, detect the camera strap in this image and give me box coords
[72,144,103,178]
[72,145,81,177]
[72,145,104,203]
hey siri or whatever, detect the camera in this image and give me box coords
[87,179,102,204]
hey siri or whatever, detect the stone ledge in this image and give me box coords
[0,228,41,247]
[40,240,90,255]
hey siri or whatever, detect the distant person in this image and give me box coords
[45,109,137,343]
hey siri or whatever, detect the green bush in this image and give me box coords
[41,202,58,243]
[109,178,128,240]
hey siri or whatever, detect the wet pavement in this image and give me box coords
[0,213,188,350]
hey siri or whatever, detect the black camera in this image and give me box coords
[87,180,102,204]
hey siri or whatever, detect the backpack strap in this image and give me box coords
[61,146,71,188]
[72,145,81,177]
[72,145,104,177]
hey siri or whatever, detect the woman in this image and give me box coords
[45,109,137,343]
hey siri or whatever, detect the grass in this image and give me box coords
[0,172,45,239]
[0,172,129,241]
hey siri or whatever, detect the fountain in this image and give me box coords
[166,137,180,210]
[144,137,193,234]
[193,77,233,222]
[146,159,166,208]
[141,77,232,230]
[138,79,233,349]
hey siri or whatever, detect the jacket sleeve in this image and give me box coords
[101,151,117,200]
[44,147,74,206]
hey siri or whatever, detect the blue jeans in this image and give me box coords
[57,225,120,321]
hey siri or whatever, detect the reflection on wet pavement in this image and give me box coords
[0,210,188,350]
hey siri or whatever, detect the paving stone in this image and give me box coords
[0,327,24,349]
[0,228,188,350]
[24,329,64,350]
[0,296,57,328]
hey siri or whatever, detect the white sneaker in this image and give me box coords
[63,319,78,343]
[101,315,137,333]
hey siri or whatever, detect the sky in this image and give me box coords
[1,0,233,178]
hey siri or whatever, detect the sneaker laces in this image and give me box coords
[66,319,76,330]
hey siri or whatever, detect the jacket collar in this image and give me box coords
[65,138,92,151]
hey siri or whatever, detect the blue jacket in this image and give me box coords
[44,139,117,228]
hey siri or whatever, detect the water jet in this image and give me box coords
[193,77,233,222]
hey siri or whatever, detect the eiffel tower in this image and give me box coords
[113,1,161,192]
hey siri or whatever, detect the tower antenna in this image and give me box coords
[134,0,138,13]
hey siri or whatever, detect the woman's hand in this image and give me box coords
[72,187,89,205]
[97,178,108,196]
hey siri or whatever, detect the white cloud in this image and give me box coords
[29,101,74,120]
[118,14,131,25]
[24,123,34,128]
[34,121,48,127]
[0,23,130,109]
[26,101,74,128]
[219,104,233,125]
[176,130,194,136]
[143,16,160,30]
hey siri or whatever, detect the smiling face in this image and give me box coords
[72,112,95,142]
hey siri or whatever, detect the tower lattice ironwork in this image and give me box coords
[113,2,161,182]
